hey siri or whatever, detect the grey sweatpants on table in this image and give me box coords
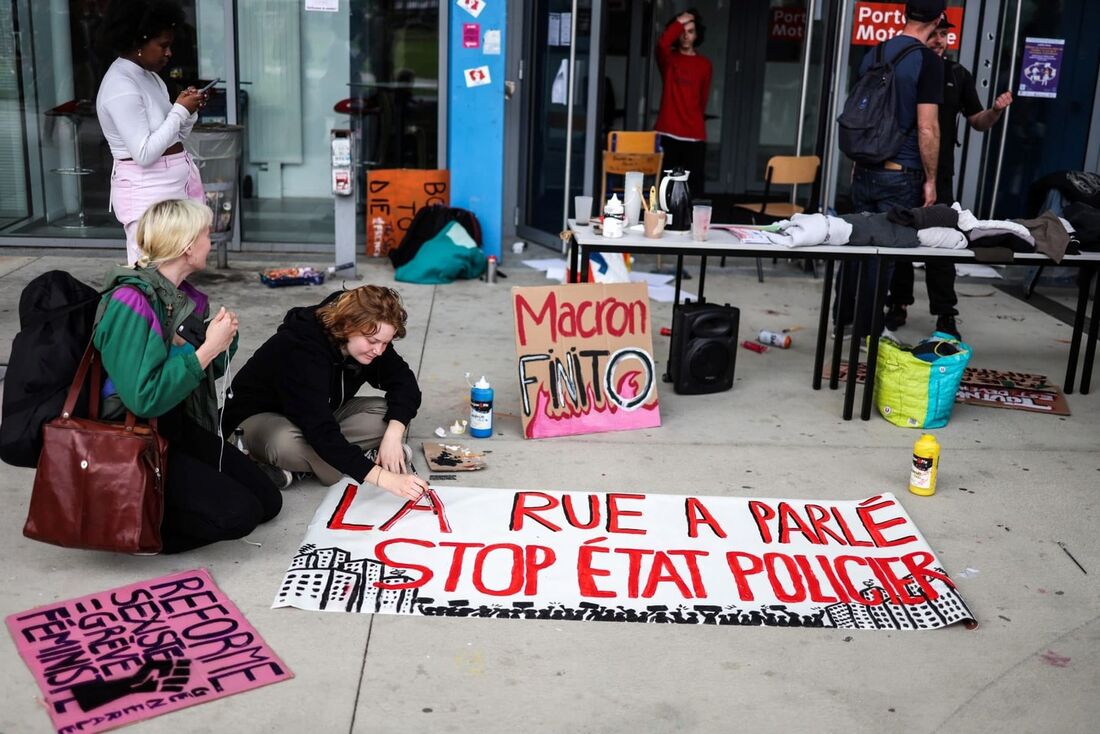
[236,396,388,486]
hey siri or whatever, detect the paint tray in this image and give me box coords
[422,442,487,472]
[260,267,326,287]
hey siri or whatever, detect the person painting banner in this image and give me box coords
[95,0,210,265]
[654,8,713,194]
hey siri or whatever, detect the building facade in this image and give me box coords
[2,1,1098,260]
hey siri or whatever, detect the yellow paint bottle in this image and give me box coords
[908,433,940,496]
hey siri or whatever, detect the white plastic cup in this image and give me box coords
[574,195,594,225]
[623,172,644,225]
[691,205,712,241]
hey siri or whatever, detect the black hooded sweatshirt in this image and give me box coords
[223,292,421,482]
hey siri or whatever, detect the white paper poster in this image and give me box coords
[275,484,975,630]
[483,29,501,55]
[304,0,338,11]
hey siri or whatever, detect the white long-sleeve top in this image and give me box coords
[96,58,197,166]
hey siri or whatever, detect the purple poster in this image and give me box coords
[1017,37,1065,99]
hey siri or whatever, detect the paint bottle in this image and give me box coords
[486,255,498,284]
[741,340,768,353]
[758,330,792,348]
[603,194,625,238]
[908,434,940,496]
[469,376,494,438]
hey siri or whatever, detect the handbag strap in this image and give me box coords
[61,343,152,431]
[61,344,98,418]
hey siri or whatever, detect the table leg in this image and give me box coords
[843,259,866,420]
[830,261,848,390]
[1081,266,1099,394]
[1064,266,1093,394]
[567,233,579,283]
[861,256,888,421]
[673,255,685,307]
[580,248,592,283]
[698,256,708,302]
[813,259,835,390]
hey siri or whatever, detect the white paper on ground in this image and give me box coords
[629,271,676,286]
[956,263,1003,279]
[522,258,567,271]
[648,284,696,303]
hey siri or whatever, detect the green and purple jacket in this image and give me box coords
[93,265,236,432]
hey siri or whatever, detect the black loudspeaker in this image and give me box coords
[667,302,739,395]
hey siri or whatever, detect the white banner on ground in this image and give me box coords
[274,484,974,630]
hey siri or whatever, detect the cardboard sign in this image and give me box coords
[276,484,975,631]
[7,569,292,733]
[852,3,963,50]
[464,65,491,87]
[955,385,1070,415]
[365,169,449,257]
[512,282,661,439]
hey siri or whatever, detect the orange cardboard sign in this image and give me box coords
[512,282,661,439]
[365,169,449,257]
[852,3,963,50]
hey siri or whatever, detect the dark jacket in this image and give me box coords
[223,292,421,482]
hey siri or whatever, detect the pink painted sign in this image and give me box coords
[512,282,661,439]
[6,568,292,734]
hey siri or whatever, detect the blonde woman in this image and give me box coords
[224,286,427,501]
[94,199,281,553]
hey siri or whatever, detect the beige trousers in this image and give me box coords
[237,396,389,486]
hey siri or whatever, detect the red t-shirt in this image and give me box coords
[654,21,713,141]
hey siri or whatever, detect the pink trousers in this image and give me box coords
[111,151,204,265]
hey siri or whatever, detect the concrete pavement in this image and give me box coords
[1,250,1097,734]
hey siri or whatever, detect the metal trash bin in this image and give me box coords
[184,124,243,268]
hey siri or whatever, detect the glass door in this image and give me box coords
[971,0,1100,217]
[516,0,597,248]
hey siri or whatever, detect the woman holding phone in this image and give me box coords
[95,0,210,265]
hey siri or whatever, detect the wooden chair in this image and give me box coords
[608,130,660,153]
[600,151,664,209]
[733,155,821,281]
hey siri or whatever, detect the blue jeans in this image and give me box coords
[836,167,925,337]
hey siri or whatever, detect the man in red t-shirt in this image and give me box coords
[654,9,713,194]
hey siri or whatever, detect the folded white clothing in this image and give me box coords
[917,226,968,249]
[761,213,852,247]
[951,202,980,232]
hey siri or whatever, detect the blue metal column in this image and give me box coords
[448,3,506,260]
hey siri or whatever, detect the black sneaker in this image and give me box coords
[254,460,294,490]
[936,314,962,340]
[884,304,908,331]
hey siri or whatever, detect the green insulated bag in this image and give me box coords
[874,331,972,428]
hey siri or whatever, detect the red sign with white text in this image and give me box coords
[852,3,963,49]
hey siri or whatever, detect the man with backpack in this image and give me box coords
[836,0,945,339]
[884,15,1014,340]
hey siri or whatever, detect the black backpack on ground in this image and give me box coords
[837,40,924,166]
[388,205,482,268]
[0,271,104,467]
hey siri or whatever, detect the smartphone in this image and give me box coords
[176,312,208,347]
[198,78,222,94]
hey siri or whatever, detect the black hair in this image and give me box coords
[96,0,185,57]
[666,8,706,50]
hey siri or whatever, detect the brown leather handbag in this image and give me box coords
[24,344,167,553]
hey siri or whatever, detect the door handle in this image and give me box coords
[505,80,517,100]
